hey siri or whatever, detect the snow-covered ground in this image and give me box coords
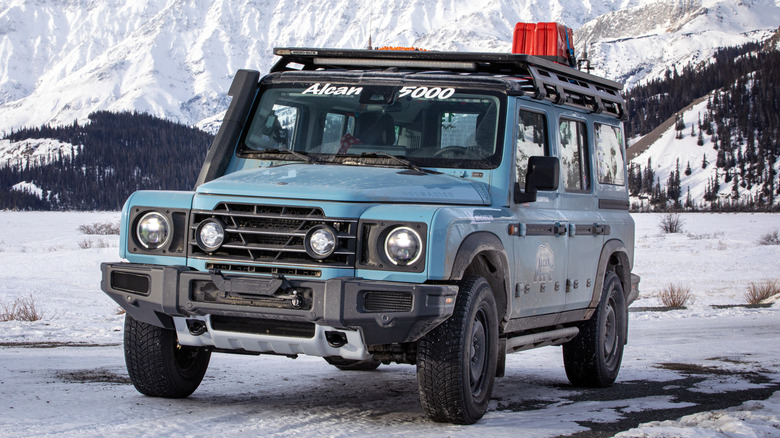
[1,211,779,436]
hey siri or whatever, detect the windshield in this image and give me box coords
[240,83,504,169]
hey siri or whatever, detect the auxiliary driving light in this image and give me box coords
[196,219,225,252]
[305,225,337,259]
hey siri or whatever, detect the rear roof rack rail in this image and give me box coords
[271,47,626,120]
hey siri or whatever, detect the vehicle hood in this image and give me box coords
[197,164,491,205]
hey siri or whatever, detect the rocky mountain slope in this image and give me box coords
[5,0,777,134]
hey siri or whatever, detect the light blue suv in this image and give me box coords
[102,47,639,424]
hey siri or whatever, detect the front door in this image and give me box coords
[511,104,568,319]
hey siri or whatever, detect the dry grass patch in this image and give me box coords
[659,283,693,308]
[659,213,685,234]
[78,222,120,235]
[744,280,780,305]
[0,295,43,322]
[759,230,780,246]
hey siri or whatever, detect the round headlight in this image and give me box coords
[136,212,170,250]
[384,227,422,265]
[305,225,337,259]
[197,219,225,252]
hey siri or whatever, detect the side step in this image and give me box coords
[496,326,580,377]
[505,326,580,354]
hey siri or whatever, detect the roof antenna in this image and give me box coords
[367,0,374,49]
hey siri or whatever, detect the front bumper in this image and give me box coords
[101,263,457,357]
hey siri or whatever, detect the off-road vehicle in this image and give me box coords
[102,25,640,424]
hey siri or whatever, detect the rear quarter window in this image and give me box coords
[595,123,626,186]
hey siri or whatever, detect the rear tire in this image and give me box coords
[563,271,627,387]
[324,356,381,371]
[124,315,211,398]
[416,276,499,424]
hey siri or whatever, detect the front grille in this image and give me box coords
[190,203,357,268]
[210,316,315,338]
[362,291,413,312]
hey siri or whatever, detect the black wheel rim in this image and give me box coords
[469,307,489,396]
[602,294,619,369]
[174,342,202,377]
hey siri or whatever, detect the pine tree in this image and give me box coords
[685,186,693,210]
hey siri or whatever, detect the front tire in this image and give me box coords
[416,276,499,424]
[124,315,211,398]
[563,271,627,387]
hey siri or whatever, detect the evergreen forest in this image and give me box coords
[0,111,213,210]
[624,41,780,211]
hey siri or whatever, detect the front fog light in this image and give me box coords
[385,227,422,265]
[197,219,225,252]
[136,212,170,250]
[305,225,337,259]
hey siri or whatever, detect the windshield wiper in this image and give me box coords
[255,147,318,164]
[357,152,439,174]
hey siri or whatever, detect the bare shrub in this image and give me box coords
[96,239,111,249]
[0,295,43,322]
[659,283,692,308]
[659,213,684,234]
[759,231,780,246]
[744,280,780,305]
[78,239,94,249]
[79,222,120,235]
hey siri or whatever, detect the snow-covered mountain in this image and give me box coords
[576,0,780,88]
[3,0,766,135]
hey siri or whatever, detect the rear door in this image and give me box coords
[556,112,605,311]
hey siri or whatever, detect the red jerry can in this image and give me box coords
[512,22,575,66]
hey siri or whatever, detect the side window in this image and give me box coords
[515,109,548,188]
[595,123,626,185]
[559,119,590,192]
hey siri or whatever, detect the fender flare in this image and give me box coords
[585,239,632,319]
[450,231,512,323]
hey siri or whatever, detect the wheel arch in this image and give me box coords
[586,239,632,319]
[449,232,511,326]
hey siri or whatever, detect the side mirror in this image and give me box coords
[514,156,560,203]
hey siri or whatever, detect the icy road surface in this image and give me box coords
[1,212,779,437]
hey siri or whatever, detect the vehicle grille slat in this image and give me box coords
[190,203,357,269]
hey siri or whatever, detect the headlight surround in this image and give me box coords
[305,225,338,259]
[384,226,422,266]
[196,218,225,252]
[136,212,171,250]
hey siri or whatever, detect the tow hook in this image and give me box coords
[186,319,208,336]
[325,331,348,348]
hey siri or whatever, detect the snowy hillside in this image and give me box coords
[4,0,777,134]
[630,96,780,209]
[0,138,77,169]
[576,0,780,88]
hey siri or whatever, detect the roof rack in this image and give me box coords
[271,48,626,120]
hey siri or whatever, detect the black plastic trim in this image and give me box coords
[101,262,457,346]
[598,199,630,210]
